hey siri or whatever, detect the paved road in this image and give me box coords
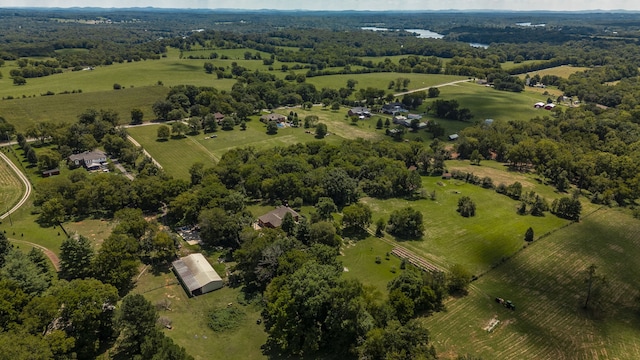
[0,150,32,221]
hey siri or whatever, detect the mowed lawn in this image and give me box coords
[436,81,553,122]
[423,207,640,359]
[341,237,403,297]
[362,162,572,275]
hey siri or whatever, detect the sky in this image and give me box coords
[3,0,640,11]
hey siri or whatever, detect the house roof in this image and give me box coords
[258,206,300,228]
[214,112,225,120]
[349,107,370,114]
[172,253,221,294]
[68,150,106,164]
[260,113,287,122]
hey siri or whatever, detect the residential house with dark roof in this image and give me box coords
[382,102,407,114]
[348,107,371,118]
[68,150,107,170]
[257,206,300,228]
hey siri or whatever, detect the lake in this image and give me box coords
[361,27,488,48]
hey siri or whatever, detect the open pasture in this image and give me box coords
[362,164,571,275]
[436,82,552,122]
[0,86,169,133]
[517,65,590,79]
[424,207,640,359]
[306,73,467,95]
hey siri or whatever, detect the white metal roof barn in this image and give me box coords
[172,253,223,296]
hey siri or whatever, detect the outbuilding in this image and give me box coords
[172,253,223,296]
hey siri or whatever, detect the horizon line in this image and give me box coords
[2,7,639,13]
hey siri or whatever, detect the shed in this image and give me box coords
[172,253,223,296]
[448,134,459,141]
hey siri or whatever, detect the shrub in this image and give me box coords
[207,306,246,332]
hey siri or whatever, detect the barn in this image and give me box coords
[172,253,223,296]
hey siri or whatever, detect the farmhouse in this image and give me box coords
[172,253,223,297]
[348,107,371,118]
[382,102,407,114]
[68,149,107,170]
[260,113,287,123]
[258,206,300,228]
[393,115,411,127]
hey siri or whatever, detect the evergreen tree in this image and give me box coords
[59,235,95,280]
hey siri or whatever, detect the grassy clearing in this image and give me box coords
[306,73,467,95]
[362,162,572,275]
[435,82,551,122]
[64,219,115,248]
[0,86,169,133]
[517,65,590,79]
[424,207,640,359]
[134,265,267,360]
[341,236,402,296]
[501,60,550,71]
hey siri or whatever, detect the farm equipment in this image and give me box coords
[495,297,516,311]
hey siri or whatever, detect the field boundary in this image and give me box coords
[0,148,32,221]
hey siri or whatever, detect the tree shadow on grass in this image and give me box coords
[155,138,169,142]
[341,227,369,241]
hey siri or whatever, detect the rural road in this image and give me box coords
[126,135,164,169]
[393,78,471,97]
[0,150,32,221]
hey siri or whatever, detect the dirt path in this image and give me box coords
[393,78,471,97]
[10,238,60,271]
[126,135,164,169]
[0,150,32,221]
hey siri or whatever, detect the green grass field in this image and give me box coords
[126,112,379,180]
[424,207,640,359]
[435,82,551,122]
[0,149,24,216]
[306,73,467,95]
[516,65,590,79]
[1,86,169,133]
[134,261,268,360]
[362,160,574,275]
[341,236,402,296]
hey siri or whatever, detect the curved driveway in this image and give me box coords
[0,150,32,221]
